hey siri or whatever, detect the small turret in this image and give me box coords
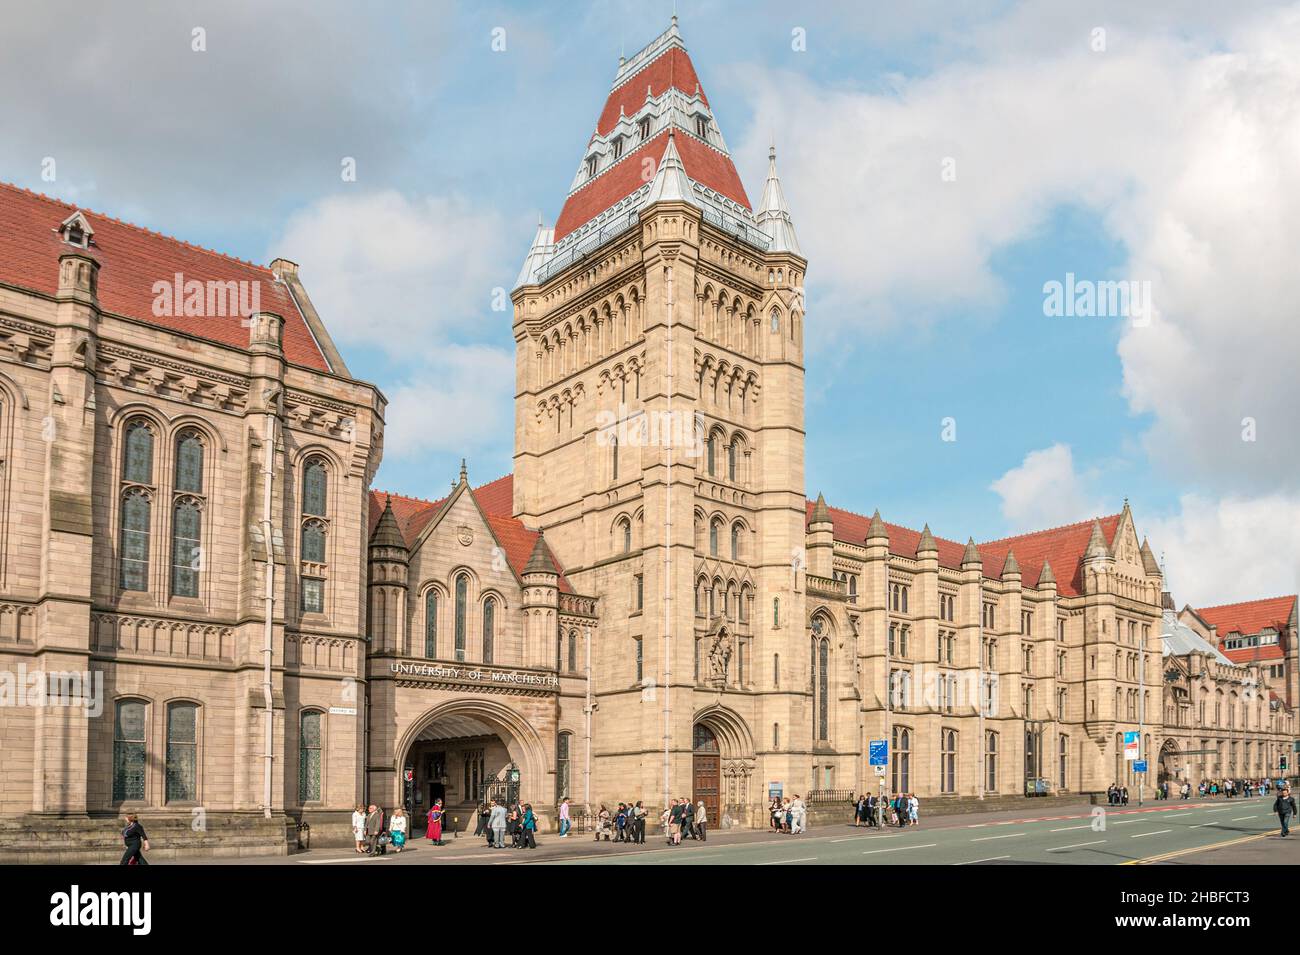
[961,537,982,569]
[1002,549,1021,580]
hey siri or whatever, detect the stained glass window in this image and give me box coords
[301,519,326,563]
[123,419,153,485]
[113,700,146,801]
[120,489,151,591]
[482,597,495,664]
[556,732,571,801]
[568,630,577,672]
[166,703,198,802]
[424,591,438,657]
[818,638,829,741]
[303,459,327,516]
[299,711,322,802]
[454,574,467,661]
[171,498,201,597]
[174,430,203,493]
[301,578,324,614]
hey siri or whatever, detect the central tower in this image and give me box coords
[511,18,808,816]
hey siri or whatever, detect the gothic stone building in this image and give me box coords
[0,20,1293,859]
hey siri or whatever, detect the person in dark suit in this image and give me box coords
[1273,786,1297,837]
[120,814,149,866]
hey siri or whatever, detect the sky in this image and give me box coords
[4,0,1298,606]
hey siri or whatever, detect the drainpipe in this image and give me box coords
[584,625,594,808]
[662,264,674,809]
[261,396,278,820]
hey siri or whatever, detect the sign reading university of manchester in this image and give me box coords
[390,661,560,693]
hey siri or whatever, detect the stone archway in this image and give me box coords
[1158,738,1182,785]
[394,698,549,832]
[693,703,755,826]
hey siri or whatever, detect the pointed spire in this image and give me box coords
[524,532,560,577]
[866,509,887,542]
[513,216,555,289]
[645,129,694,206]
[1140,537,1161,575]
[459,458,468,485]
[369,495,407,550]
[811,493,830,525]
[917,523,937,555]
[1084,520,1111,560]
[1038,557,1056,587]
[1002,549,1021,578]
[961,537,982,567]
[755,143,801,255]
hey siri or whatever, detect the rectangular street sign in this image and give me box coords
[1134,760,1148,773]
[869,739,888,766]
[1124,731,1140,761]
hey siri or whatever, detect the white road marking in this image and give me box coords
[1231,815,1259,821]
[1050,824,1091,832]
[759,857,818,865]
[863,843,937,855]
[1130,829,1172,838]
[1113,819,1141,825]
[1203,808,1232,813]
[1047,840,1106,852]
[1163,813,1191,818]
[971,832,1025,842]
[956,855,1011,865]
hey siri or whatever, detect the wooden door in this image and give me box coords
[692,724,720,823]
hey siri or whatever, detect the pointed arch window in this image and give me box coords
[985,731,999,792]
[299,710,322,802]
[730,523,741,560]
[113,700,147,802]
[770,308,780,333]
[940,729,957,793]
[170,497,202,597]
[611,436,619,482]
[454,573,468,661]
[482,596,495,664]
[120,489,152,592]
[174,429,204,493]
[165,702,199,803]
[300,457,329,614]
[123,419,154,485]
[709,518,720,556]
[707,433,717,476]
[728,441,737,481]
[891,726,911,793]
[424,591,438,658]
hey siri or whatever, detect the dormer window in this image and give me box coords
[639,118,651,141]
[695,116,708,139]
[586,155,598,178]
[612,137,624,161]
[59,211,93,249]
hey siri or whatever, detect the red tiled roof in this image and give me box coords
[368,475,571,592]
[806,499,1123,598]
[597,47,707,136]
[1197,596,1297,638]
[1221,644,1285,664]
[0,182,331,371]
[553,44,751,242]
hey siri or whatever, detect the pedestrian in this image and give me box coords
[558,797,572,837]
[521,803,538,849]
[633,801,647,844]
[770,796,782,831]
[682,797,696,839]
[119,813,150,866]
[351,804,366,854]
[695,800,708,841]
[364,803,384,854]
[790,794,806,834]
[908,793,919,827]
[595,804,611,841]
[390,808,408,853]
[1273,786,1296,838]
[489,798,507,849]
[425,799,444,846]
[670,797,685,844]
[508,803,522,847]
[473,802,487,838]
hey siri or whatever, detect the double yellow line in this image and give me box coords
[1122,831,1272,865]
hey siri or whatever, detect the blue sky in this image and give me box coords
[4,0,1297,603]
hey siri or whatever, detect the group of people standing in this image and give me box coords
[851,793,919,828]
[1196,777,1272,798]
[769,794,809,833]
[473,799,539,849]
[592,800,649,842]
[350,803,412,854]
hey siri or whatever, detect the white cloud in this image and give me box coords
[269,190,511,355]
[381,344,515,462]
[1142,493,1300,607]
[736,3,1300,491]
[990,444,1105,532]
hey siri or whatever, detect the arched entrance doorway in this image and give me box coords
[1158,738,1181,785]
[692,705,756,825]
[394,699,547,834]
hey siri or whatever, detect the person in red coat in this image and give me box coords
[426,800,445,845]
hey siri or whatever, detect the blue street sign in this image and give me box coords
[869,739,888,766]
[1134,760,1148,773]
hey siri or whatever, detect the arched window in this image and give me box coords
[817,637,830,741]
[568,629,578,673]
[424,590,438,658]
[730,523,740,560]
[165,702,199,802]
[940,729,957,794]
[170,497,202,597]
[556,732,572,802]
[120,489,152,592]
[892,726,911,793]
[985,731,999,793]
[299,710,322,802]
[174,429,203,493]
[454,574,469,661]
[1059,734,1069,790]
[123,419,154,485]
[482,597,495,663]
[611,435,619,481]
[728,441,737,481]
[621,519,632,553]
[709,518,720,556]
[707,433,717,476]
[300,457,329,614]
[770,308,780,333]
[113,700,147,802]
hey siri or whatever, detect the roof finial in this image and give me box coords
[459,458,468,484]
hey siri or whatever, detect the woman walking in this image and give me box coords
[351,805,366,854]
[521,803,538,849]
[426,799,445,845]
[389,808,408,853]
[119,814,149,866]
